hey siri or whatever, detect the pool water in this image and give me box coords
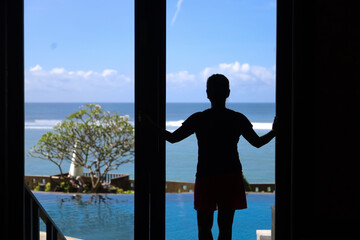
[35,192,274,240]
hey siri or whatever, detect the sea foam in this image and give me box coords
[25,119,272,130]
[25,120,61,129]
[166,120,272,130]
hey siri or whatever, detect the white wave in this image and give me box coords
[25,119,62,129]
[166,120,272,130]
[25,118,135,130]
[251,122,272,130]
[26,119,272,130]
[166,120,184,128]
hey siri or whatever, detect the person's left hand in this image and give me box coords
[272,116,278,134]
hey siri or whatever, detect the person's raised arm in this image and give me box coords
[164,125,194,143]
[139,113,193,143]
[242,117,277,148]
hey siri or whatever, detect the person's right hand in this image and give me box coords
[272,116,278,134]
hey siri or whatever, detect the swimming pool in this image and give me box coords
[34,192,274,240]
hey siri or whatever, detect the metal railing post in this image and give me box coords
[25,185,66,240]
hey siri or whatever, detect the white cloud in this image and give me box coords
[201,67,211,80]
[30,64,42,72]
[167,70,195,84]
[25,66,134,102]
[219,62,241,72]
[25,61,275,102]
[197,61,276,102]
[171,0,184,26]
[241,63,250,72]
[165,61,275,102]
[102,69,117,77]
[50,68,65,74]
[200,61,275,86]
[76,70,93,78]
[250,65,274,84]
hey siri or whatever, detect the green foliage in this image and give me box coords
[116,188,124,194]
[60,181,70,193]
[28,104,135,192]
[45,182,51,192]
[242,173,252,192]
[123,190,134,194]
[34,185,39,191]
[107,186,134,194]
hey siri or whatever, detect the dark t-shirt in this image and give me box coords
[182,108,253,179]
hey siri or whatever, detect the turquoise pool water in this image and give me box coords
[35,192,274,240]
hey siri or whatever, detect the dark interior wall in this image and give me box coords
[0,0,24,239]
[290,1,360,239]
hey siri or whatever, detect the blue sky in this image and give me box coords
[25,0,276,102]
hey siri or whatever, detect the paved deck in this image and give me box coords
[256,230,271,240]
[40,231,83,240]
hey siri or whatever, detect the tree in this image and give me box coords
[28,104,134,192]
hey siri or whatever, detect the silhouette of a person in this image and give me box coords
[142,74,276,240]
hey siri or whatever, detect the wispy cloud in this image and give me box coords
[167,70,195,85]
[200,61,275,86]
[25,61,275,102]
[171,0,184,26]
[165,61,275,91]
[26,65,132,90]
[166,61,276,102]
[30,64,42,72]
[25,65,133,102]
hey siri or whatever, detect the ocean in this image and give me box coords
[25,102,275,183]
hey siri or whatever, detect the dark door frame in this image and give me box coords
[275,0,293,239]
[1,0,25,239]
[134,1,166,239]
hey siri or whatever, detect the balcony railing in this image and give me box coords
[25,184,67,240]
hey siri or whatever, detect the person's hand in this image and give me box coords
[272,116,278,134]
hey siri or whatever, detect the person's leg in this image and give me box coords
[217,210,235,240]
[197,211,214,240]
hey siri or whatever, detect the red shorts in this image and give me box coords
[194,172,247,212]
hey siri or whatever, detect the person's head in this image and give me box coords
[206,74,230,104]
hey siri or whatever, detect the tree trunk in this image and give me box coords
[89,172,103,192]
[93,182,102,193]
[57,165,64,179]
